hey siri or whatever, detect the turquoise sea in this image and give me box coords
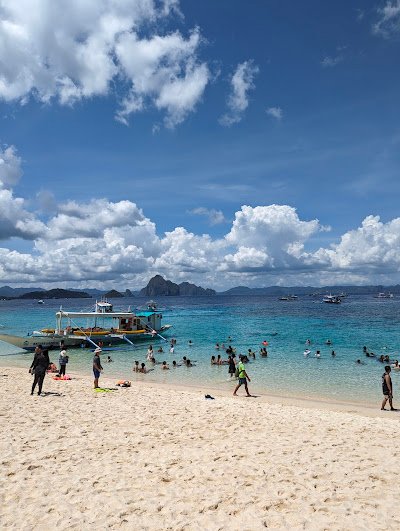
[0,295,399,405]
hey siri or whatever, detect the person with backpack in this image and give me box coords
[233,355,251,397]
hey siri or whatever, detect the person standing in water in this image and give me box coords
[381,366,396,411]
[29,345,48,395]
[233,355,251,397]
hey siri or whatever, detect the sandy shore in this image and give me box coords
[1,367,400,530]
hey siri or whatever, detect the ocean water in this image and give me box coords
[0,295,399,405]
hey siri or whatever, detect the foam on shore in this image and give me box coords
[1,366,400,530]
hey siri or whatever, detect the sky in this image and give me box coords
[0,0,400,290]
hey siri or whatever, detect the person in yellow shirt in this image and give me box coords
[233,355,251,397]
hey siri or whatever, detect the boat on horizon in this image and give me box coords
[279,295,298,301]
[323,294,341,304]
[0,300,172,351]
[374,292,394,299]
[38,300,44,304]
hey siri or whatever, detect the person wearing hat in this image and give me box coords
[93,347,103,389]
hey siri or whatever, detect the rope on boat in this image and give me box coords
[66,317,100,350]
[137,316,167,342]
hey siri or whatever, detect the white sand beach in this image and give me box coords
[1,366,400,530]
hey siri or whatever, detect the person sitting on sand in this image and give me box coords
[381,366,396,411]
[233,355,251,397]
[162,361,169,370]
[133,361,140,372]
[47,362,58,373]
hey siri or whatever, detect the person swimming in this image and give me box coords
[304,349,311,357]
[162,361,169,370]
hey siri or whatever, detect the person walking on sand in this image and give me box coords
[93,347,103,389]
[29,345,48,395]
[233,355,251,397]
[381,365,396,411]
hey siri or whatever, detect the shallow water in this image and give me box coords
[0,295,399,405]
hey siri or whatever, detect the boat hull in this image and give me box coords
[0,324,172,352]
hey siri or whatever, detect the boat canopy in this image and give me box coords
[56,311,136,319]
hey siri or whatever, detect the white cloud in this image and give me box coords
[3,154,400,287]
[0,145,23,188]
[219,60,259,126]
[373,0,400,37]
[189,207,227,225]
[321,55,343,68]
[266,107,283,120]
[0,0,209,127]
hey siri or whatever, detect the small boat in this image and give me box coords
[38,300,44,304]
[323,294,341,304]
[278,295,298,301]
[0,299,172,351]
[374,292,394,299]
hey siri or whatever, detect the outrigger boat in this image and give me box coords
[0,300,172,351]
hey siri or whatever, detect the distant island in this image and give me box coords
[18,289,91,299]
[140,275,216,297]
[2,280,400,300]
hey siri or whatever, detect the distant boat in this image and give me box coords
[279,295,298,301]
[38,300,44,304]
[374,292,394,299]
[323,294,341,304]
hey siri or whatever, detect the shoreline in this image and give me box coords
[0,364,396,419]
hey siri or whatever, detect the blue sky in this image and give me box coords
[0,0,399,289]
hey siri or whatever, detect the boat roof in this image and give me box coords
[56,311,138,318]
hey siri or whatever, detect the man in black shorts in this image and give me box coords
[381,365,395,411]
